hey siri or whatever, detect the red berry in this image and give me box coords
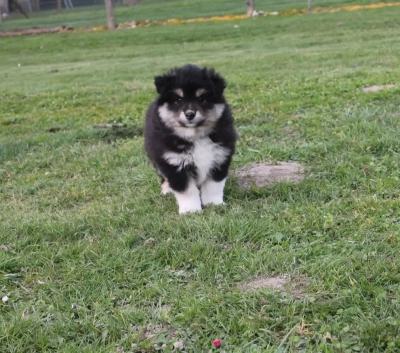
[213,339,222,348]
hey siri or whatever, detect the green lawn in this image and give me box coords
[0,0,395,31]
[1,4,400,352]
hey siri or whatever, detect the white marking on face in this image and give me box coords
[158,103,226,140]
[201,178,226,206]
[174,89,184,97]
[163,138,230,185]
[172,180,202,214]
[158,104,177,127]
[175,127,198,139]
[178,110,204,127]
[195,88,206,97]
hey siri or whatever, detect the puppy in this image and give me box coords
[144,64,236,214]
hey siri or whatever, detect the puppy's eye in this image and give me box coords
[198,96,206,103]
[175,97,183,104]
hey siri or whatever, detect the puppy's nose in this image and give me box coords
[185,110,196,120]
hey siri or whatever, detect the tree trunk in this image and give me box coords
[57,0,62,14]
[246,0,255,17]
[10,0,29,18]
[308,0,312,12]
[104,0,115,29]
[32,0,40,11]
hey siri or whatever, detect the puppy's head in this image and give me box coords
[154,64,227,132]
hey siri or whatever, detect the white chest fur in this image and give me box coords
[163,137,230,185]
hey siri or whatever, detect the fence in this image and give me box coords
[0,0,388,31]
[1,0,131,12]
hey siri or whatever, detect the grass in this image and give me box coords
[1,3,400,352]
[0,0,396,31]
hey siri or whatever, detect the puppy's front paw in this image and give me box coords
[201,178,226,206]
[161,180,172,195]
[173,181,202,214]
[201,192,225,206]
[178,198,202,214]
[179,205,202,214]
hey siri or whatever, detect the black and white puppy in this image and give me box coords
[144,64,236,214]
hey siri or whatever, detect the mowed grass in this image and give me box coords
[1,6,400,352]
[0,0,393,31]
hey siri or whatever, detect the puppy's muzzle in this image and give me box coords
[185,110,196,121]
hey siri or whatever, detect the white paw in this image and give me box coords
[178,201,202,214]
[202,196,225,206]
[201,178,226,206]
[161,180,171,195]
[174,181,202,214]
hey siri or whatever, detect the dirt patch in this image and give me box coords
[143,325,164,339]
[238,274,309,299]
[282,126,297,137]
[0,26,73,37]
[288,275,310,299]
[363,84,396,93]
[239,275,288,291]
[236,161,304,189]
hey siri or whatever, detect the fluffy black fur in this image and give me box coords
[144,64,236,213]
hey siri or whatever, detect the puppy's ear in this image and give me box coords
[205,68,227,97]
[154,73,175,95]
